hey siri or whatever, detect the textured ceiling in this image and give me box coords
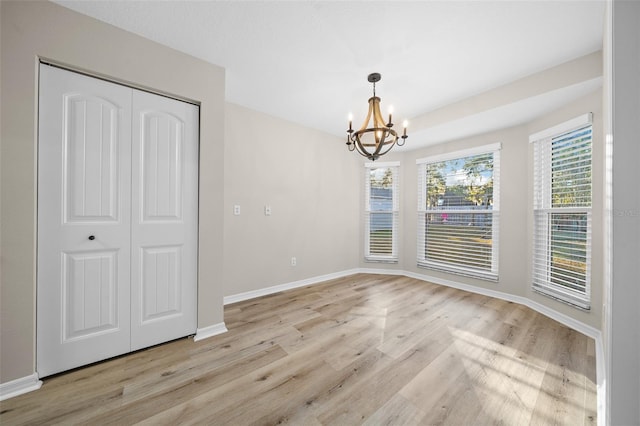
[53,0,605,149]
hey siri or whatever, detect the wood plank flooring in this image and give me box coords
[0,274,597,425]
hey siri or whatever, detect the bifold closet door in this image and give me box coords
[37,65,133,377]
[129,90,198,351]
[37,64,198,377]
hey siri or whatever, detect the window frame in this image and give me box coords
[530,113,593,310]
[364,161,400,263]
[416,143,501,281]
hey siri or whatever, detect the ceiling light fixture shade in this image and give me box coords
[347,73,407,161]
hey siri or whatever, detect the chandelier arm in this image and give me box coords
[372,97,388,129]
[358,97,376,132]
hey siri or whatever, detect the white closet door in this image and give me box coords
[129,90,198,350]
[37,65,199,377]
[37,65,133,377]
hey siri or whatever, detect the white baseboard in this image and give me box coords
[0,373,42,401]
[223,269,361,305]
[194,322,228,342]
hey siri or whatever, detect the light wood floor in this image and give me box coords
[1,274,597,425]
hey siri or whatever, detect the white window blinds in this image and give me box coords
[531,114,592,309]
[417,144,500,280]
[365,162,399,262]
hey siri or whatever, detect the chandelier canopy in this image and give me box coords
[347,73,407,161]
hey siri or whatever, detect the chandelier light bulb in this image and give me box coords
[401,120,408,142]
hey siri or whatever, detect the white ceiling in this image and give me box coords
[53,0,605,150]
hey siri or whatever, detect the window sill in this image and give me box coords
[417,262,498,282]
[532,285,591,311]
[365,257,398,264]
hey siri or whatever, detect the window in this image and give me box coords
[417,144,500,280]
[531,114,592,309]
[365,162,399,262]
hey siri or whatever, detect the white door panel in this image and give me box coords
[37,65,198,376]
[62,249,119,340]
[37,65,132,377]
[130,90,198,351]
[64,93,121,222]
[140,110,184,221]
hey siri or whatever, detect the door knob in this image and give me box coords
[88,235,95,240]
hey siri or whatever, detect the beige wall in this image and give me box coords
[223,103,360,296]
[0,1,225,383]
[359,90,603,329]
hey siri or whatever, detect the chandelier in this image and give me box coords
[347,73,408,161]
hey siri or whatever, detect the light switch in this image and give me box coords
[265,205,272,216]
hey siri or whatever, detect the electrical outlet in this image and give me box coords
[265,205,272,216]
[291,257,297,266]
[233,205,241,215]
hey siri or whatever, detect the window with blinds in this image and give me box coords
[531,114,592,309]
[365,162,399,262]
[417,144,500,280]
